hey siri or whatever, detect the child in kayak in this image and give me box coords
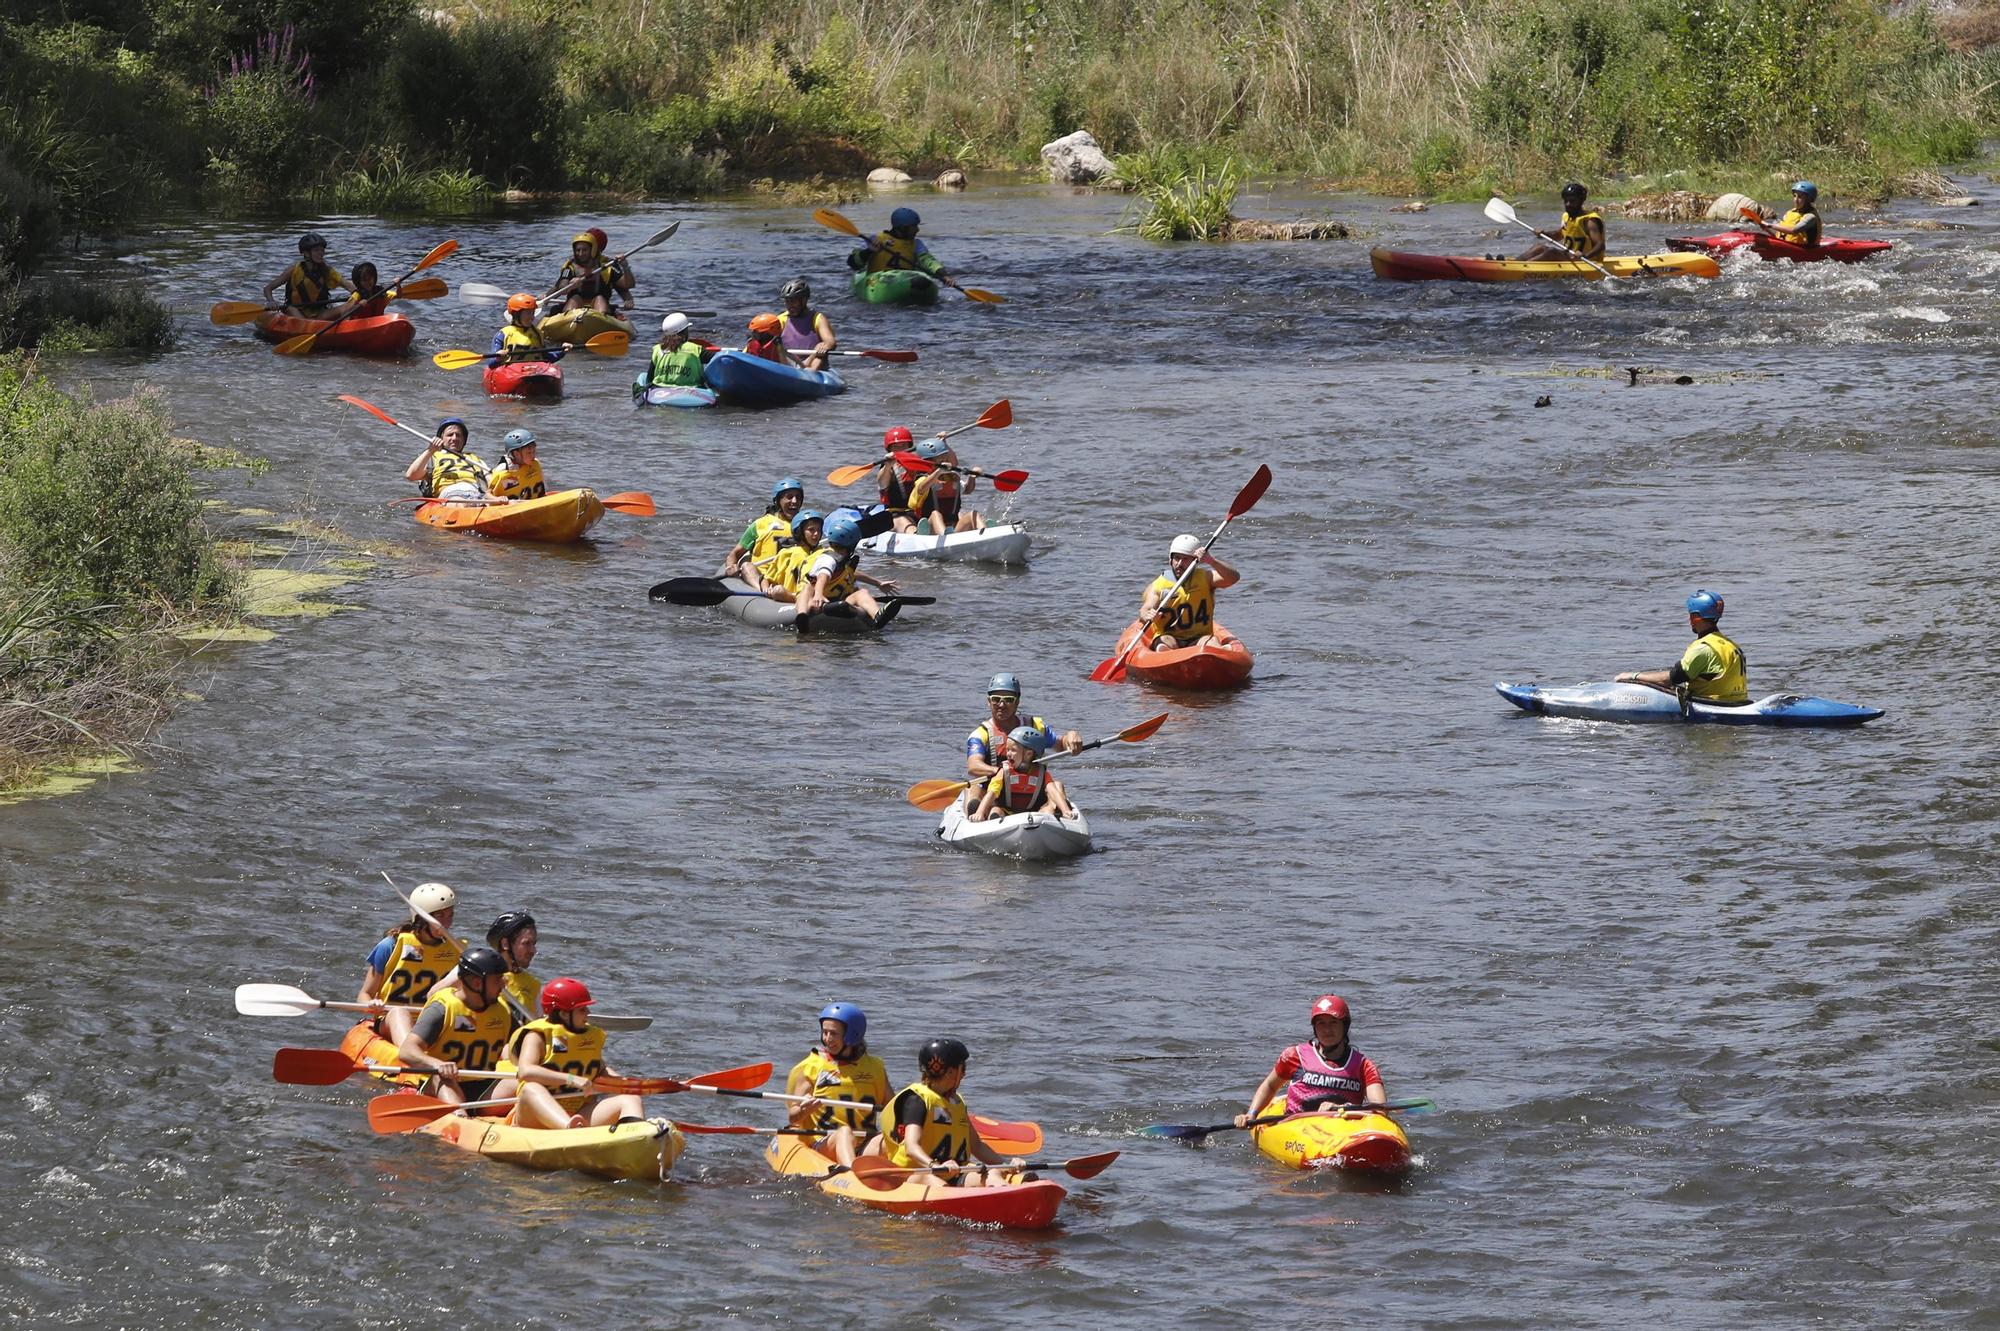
[343,262,390,318]
[396,945,514,1109]
[797,514,899,622]
[1234,994,1389,1128]
[491,293,568,367]
[724,477,805,578]
[750,509,823,599]
[405,418,491,503]
[358,881,465,1047]
[745,313,787,364]
[785,1002,891,1169]
[862,1038,1029,1187]
[848,207,950,283]
[1139,534,1240,649]
[486,430,548,503]
[645,313,706,387]
[502,977,646,1130]
[262,232,351,317]
[909,464,985,535]
[970,726,1078,823]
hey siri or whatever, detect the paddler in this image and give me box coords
[969,726,1078,824]
[395,945,513,1109]
[1766,181,1822,248]
[1234,994,1389,1127]
[798,513,900,623]
[491,293,568,366]
[428,909,541,1024]
[261,232,350,318]
[751,509,823,599]
[863,1038,1030,1187]
[877,426,925,532]
[503,977,646,1130]
[966,673,1081,784]
[723,477,805,578]
[784,1002,890,1168]
[486,429,548,503]
[642,313,706,388]
[908,441,985,535]
[1139,534,1240,649]
[553,232,617,315]
[585,227,636,310]
[1517,182,1605,262]
[777,277,837,372]
[745,312,788,364]
[358,881,464,1047]
[404,417,491,504]
[848,207,950,283]
[343,262,390,318]
[1615,589,1749,704]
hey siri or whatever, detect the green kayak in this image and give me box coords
[850,269,941,306]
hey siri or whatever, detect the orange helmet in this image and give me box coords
[749,312,782,334]
[506,292,537,313]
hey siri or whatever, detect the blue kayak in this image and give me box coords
[1495,681,1883,727]
[702,350,845,405]
[632,371,717,408]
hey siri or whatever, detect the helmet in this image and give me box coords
[485,911,536,947]
[507,292,538,314]
[457,946,508,980]
[585,227,608,253]
[791,508,825,536]
[781,277,811,299]
[1007,725,1050,755]
[1560,181,1587,203]
[409,881,457,915]
[819,1001,867,1047]
[883,426,914,450]
[660,312,691,336]
[986,672,1021,698]
[1792,180,1818,200]
[436,417,467,438]
[914,439,950,461]
[749,312,782,335]
[823,514,862,549]
[1686,589,1725,620]
[772,476,805,501]
[1170,534,1204,558]
[571,231,597,252]
[298,232,328,252]
[1311,994,1351,1022]
[540,976,594,1014]
[918,1037,969,1073]
[502,428,537,454]
[890,207,920,231]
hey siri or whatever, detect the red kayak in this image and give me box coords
[1664,231,1892,264]
[1111,618,1253,690]
[252,310,414,357]
[483,359,564,400]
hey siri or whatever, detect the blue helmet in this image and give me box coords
[914,438,950,461]
[890,207,920,231]
[986,672,1021,698]
[502,428,537,453]
[1686,589,1725,620]
[772,476,804,501]
[1791,180,1818,201]
[791,508,824,535]
[824,514,862,549]
[437,417,467,436]
[1007,724,1050,755]
[819,1001,867,1048]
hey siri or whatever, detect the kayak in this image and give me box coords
[937,793,1092,861]
[703,350,845,405]
[850,269,942,306]
[1664,231,1893,264]
[1495,680,1884,727]
[537,308,634,346]
[337,1019,425,1087]
[764,1133,1066,1229]
[1252,1109,1412,1175]
[484,359,564,400]
[413,488,606,543]
[1111,618,1253,690]
[858,524,1031,565]
[631,371,717,408]
[1369,248,1721,282]
[384,1091,686,1181]
[705,569,887,634]
[252,310,414,356]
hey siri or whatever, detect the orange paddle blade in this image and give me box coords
[412,239,459,272]
[827,463,876,487]
[1059,1150,1119,1179]
[209,300,272,325]
[849,1154,910,1189]
[338,394,400,427]
[813,207,862,238]
[600,491,656,516]
[393,277,450,301]
[978,400,1013,430]
[688,1061,772,1091]
[973,1115,1043,1153]
[366,1093,460,1134]
[908,779,967,812]
[273,1047,361,1085]
[1120,712,1169,743]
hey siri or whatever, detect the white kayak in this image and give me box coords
[936,797,1092,861]
[1496,680,1884,727]
[859,524,1031,565]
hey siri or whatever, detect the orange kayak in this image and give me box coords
[337,1019,426,1086]
[1112,618,1253,690]
[413,488,605,542]
[764,1134,1067,1229]
[252,310,415,356]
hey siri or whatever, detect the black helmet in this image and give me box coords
[781,276,811,299]
[299,232,328,252]
[486,911,536,948]
[918,1037,970,1075]
[458,946,508,980]
[1560,182,1586,204]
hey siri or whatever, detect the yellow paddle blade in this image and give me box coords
[583,331,630,356]
[827,463,876,487]
[273,332,319,356]
[960,287,1004,304]
[209,300,272,325]
[908,778,969,812]
[392,277,449,301]
[813,207,862,238]
[431,349,488,370]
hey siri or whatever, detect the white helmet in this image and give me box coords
[660,312,692,336]
[410,881,457,915]
[1170,534,1203,558]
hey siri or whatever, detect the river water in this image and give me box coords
[4,180,1999,1328]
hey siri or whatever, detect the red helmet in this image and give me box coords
[586,227,609,254]
[883,425,913,450]
[1310,994,1350,1022]
[541,976,594,1014]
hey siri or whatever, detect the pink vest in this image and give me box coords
[780,311,822,352]
[1283,1041,1368,1113]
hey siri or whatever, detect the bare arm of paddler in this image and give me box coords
[395,1002,465,1104]
[1235,1068,1289,1128]
[404,437,442,484]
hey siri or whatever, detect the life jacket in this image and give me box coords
[649,341,704,387]
[744,513,792,566]
[1776,208,1821,246]
[967,716,1049,764]
[376,928,460,1005]
[909,473,962,524]
[788,1048,891,1134]
[746,332,788,364]
[1147,566,1215,640]
[424,449,490,499]
[879,459,919,509]
[1557,209,1604,257]
[498,322,549,362]
[420,987,513,1073]
[506,1017,607,1111]
[558,257,616,300]
[502,970,541,1029]
[1680,630,1749,704]
[488,457,547,502]
[865,230,922,273]
[985,758,1048,813]
[287,260,344,314]
[349,285,389,318]
[804,548,859,600]
[778,309,829,352]
[883,1080,972,1169]
[763,542,816,595]
[1282,1041,1371,1114]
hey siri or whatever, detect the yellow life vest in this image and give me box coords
[503,969,542,1027]
[908,473,964,522]
[420,987,513,1072]
[1679,630,1749,704]
[805,548,859,600]
[1776,209,1821,246]
[883,1080,972,1168]
[762,542,815,594]
[1147,566,1215,640]
[746,513,792,565]
[558,258,616,298]
[426,449,490,497]
[1558,209,1604,256]
[488,457,546,501]
[377,929,461,1005]
[501,323,546,358]
[287,261,345,312]
[506,1017,607,1110]
[787,1048,891,1133]
[866,231,921,273]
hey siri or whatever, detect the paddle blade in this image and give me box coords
[827,463,876,487]
[592,1014,652,1032]
[890,451,937,475]
[412,239,459,272]
[908,779,967,812]
[593,1074,686,1094]
[1139,1121,1230,1140]
[813,207,862,238]
[367,1093,458,1134]
[600,491,657,516]
[210,300,271,325]
[649,577,736,607]
[1739,205,1763,220]
[989,469,1029,492]
[235,983,318,1016]
[583,330,631,356]
[688,1061,772,1091]
[1060,1150,1120,1179]
[978,400,1014,430]
[849,1154,909,1189]
[337,394,400,428]
[959,287,1004,304]
[860,348,919,363]
[394,277,449,301]
[273,332,318,357]
[273,1047,362,1085]
[432,349,487,370]
[459,282,513,304]
[1483,197,1519,225]
[1231,464,1273,518]
[973,1115,1043,1153]
[630,221,680,255]
[1119,712,1169,743]
[1088,654,1130,685]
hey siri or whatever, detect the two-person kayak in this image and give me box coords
[703,350,846,405]
[1664,231,1893,264]
[858,524,1032,565]
[764,1132,1067,1229]
[936,795,1092,860]
[413,489,606,543]
[1370,248,1721,282]
[252,311,415,356]
[1495,680,1884,726]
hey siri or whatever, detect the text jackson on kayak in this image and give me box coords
[1616,589,1750,704]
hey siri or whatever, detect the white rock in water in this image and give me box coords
[1940,196,1980,207]
[867,167,913,187]
[934,168,968,191]
[1041,130,1114,185]
[1707,191,1757,221]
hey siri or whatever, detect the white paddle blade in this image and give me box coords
[458,282,513,304]
[235,983,319,1016]
[1483,197,1519,225]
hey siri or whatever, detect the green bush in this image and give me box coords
[0,147,61,271]
[204,65,319,197]
[382,16,564,186]
[0,271,177,354]
[1120,159,1242,241]
[567,109,725,194]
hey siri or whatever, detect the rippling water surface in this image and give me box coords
[5,181,2000,1329]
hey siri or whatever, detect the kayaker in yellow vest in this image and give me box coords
[849,207,949,281]
[554,233,618,315]
[785,1002,891,1168]
[966,673,1081,784]
[358,881,465,1047]
[750,509,823,598]
[404,418,491,503]
[504,977,646,1129]
[261,232,351,317]
[971,726,1077,823]
[798,513,900,622]
[486,430,548,503]
[1517,182,1605,262]
[430,909,542,1027]
[1139,534,1240,649]
[1616,589,1750,704]
[396,945,513,1108]
[1766,181,1823,248]
[1234,994,1388,1128]
[585,227,636,310]
[491,293,569,366]
[863,1038,1029,1186]
[777,277,837,371]
[724,477,806,579]
[644,313,707,388]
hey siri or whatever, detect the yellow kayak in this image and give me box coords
[538,308,635,345]
[1251,1109,1412,1174]
[417,1106,686,1181]
[1370,247,1721,282]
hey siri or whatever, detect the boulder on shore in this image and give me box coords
[1706,191,1757,221]
[1041,131,1114,185]
[934,168,968,191]
[867,167,912,187]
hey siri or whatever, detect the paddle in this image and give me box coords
[828,452,941,488]
[905,712,1170,812]
[1090,464,1272,683]
[274,1047,507,1086]
[211,280,450,326]
[235,981,653,1033]
[810,207,1004,303]
[392,492,655,515]
[275,240,457,354]
[785,347,919,364]
[432,329,627,371]
[1141,1098,1439,1143]
[942,465,1029,492]
[646,576,936,609]
[1481,199,1619,281]
[674,1123,821,1136]
[366,1061,771,1133]
[849,1150,1118,1187]
[536,222,680,310]
[339,394,433,444]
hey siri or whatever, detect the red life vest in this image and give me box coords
[995,760,1047,813]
